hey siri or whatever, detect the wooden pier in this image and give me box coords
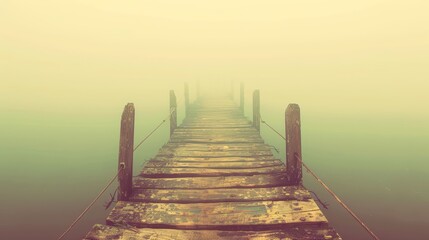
[84,87,341,240]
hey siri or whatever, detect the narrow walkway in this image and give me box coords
[85,97,341,239]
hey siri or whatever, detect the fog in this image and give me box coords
[1,1,428,239]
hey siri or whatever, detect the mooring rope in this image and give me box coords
[134,95,184,152]
[57,164,125,240]
[259,115,380,240]
[58,96,183,239]
[133,107,176,152]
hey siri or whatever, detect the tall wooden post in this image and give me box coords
[118,103,135,201]
[285,104,302,185]
[253,90,260,132]
[240,82,244,113]
[184,83,190,116]
[170,90,177,136]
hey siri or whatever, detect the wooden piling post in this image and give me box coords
[170,90,177,136]
[184,83,190,116]
[253,90,260,132]
[240,82,244,113]
[118,103,135,201]
[285,104,302,185]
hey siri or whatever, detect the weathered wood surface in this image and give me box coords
[133,173,288,189]
[160,143,272,151]
[106,200,328,230]
[85,224,341,240]
[129,186,311,203]
[151,156,279,162]
[170,90,177,136]
[141,165,287,178]
[86,96,340,239]
[117,103,135,201]
[170,138,264,143]
[286,103,303,185]
[156,149,273,157]
[144,159,283,168]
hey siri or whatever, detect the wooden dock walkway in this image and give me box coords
[84,93,341,239]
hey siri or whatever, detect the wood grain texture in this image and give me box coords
[144,159,283,169]
[151,156,279,162]
[85,224,342,240]
[106,200,328,230]
[117,103,134,201]
[129,186,311,203]
[133,173,289,189]
[140,165,287,178]
[161,143,272,151]
[156,149,273,157]
[286,103,302,185]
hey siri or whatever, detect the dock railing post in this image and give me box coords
[170,90,177,136]
[184,83,190,116]
[285,104,302,185]
[240,82,244,113]
[118,103,135,201]
[253,90,260,132]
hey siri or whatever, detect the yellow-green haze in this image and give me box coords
[0,1,428,239]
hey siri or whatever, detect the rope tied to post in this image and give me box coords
[58,94,183,240]
[259,114,380,240]
[57,164,125,240]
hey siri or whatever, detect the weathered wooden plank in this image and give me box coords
[133,173,288,189]
[85,224,342,240]
[170,136,263,141]
[129,186,310,203]
[156,149,273,157]
[184,116,248,120]
[178,125,253,129]
[172,131,261,136]
[181,122,252,126]
[140,166,287,178]
[151,156,279,162]
[173,127,258,131]
[145,159,283,169]
[183,120,249,124]
[187,112,243,116]
[106,200,328,230]
[169,138,264,143]
[161,143,272,151]
[170,135,262,140]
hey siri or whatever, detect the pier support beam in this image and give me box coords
[240,82,244,113]
[285,104,302,185]
[118,103,135,201]
[253,90,260,132]
[184,83,190,116]
[170,90,177,136]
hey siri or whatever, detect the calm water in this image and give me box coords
[0,86,428,240]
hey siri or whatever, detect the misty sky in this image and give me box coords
[1,0,428,117]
